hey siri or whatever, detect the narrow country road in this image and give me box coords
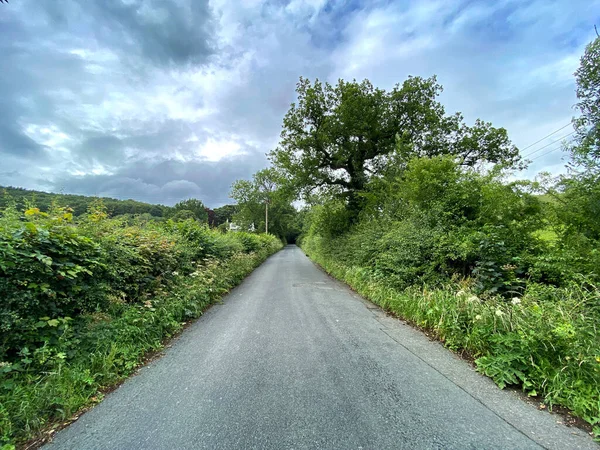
[47,246,596,450]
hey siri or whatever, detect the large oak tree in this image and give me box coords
[270,76,519,215]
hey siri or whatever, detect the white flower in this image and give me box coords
[495,309,504,317]
[172,271,179,276]
[511,297,521,305]
[474,315,482,321]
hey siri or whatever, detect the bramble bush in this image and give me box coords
[0,203,282,446]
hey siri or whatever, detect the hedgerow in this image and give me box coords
[304,235,599,432]
[299,156,600,437]
[284,35,600,439]
[0,204,282,446]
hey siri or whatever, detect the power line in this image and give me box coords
[529,141,572,162]
[522,131,576,158]
[520,123,572,152]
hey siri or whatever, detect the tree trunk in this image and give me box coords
[346,160,367,221]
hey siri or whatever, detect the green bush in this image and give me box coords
[0,207,108,361]
[235,232,264,253]
[303,239,600,435]
[300,156,600,435]
[0,204,282,446]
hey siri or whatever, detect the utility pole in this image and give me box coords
[265,199,269,234]
[255,168,276,235]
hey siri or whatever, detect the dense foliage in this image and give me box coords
[230,168,301,242]
[284,37,600,437]
[270,76,519,217]
[212,204,238,227]
[171,198,209,222]
[574,35,600,167]
[0,203,282,446]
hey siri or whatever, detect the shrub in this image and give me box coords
[299,155,600,435]
[0,203,283,447]
[0,207,108,361]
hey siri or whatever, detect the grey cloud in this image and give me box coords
[40,0,215,67]
[121,120,195,154]
[0,123,48,158]
[79,136,125,164]
[1,9,90,159]
[0,0,222,203]
[206,6,334,144]
[54,150,268,207]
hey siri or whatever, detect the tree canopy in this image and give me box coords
[270,76,519,216]
[212,204,238,227]
[573,35,600,171]
[557,35,600,239]
[230,168,298,240]
[0,186,171,217]
[171,198,209,222]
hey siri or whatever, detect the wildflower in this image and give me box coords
[474,315,482,321]
[172,271,179,276]
[511,297,521,305]
[495,309,504,317]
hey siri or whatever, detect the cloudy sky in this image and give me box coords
[1,0,598,207]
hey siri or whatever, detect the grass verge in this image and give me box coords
[301,242,600,439]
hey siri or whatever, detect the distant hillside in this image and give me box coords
[0,186,240,225]
[0,186,171,217]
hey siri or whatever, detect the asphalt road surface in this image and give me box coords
[47,246,597,450]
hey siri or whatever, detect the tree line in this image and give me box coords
[0,186,238,227]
